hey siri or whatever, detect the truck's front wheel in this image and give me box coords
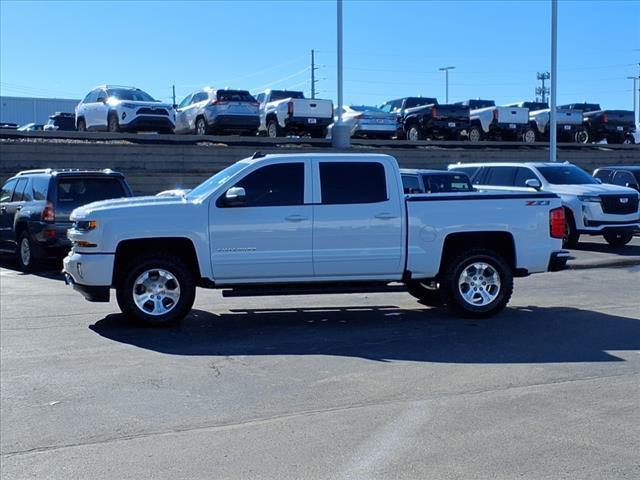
[441,249,513,318]
[116,253,196,327]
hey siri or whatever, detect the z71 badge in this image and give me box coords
[525,200,550,206]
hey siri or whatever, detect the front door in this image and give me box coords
[0,178,28,250]
[312,159,404,278]
[174,93,193,134]
[209,160,313,282]
[0,178,18,249]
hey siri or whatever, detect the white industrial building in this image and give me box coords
[0,96,80,126]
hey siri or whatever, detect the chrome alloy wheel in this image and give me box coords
[20,237,31,266]
[132,269,181,316]
[457,262,501,307]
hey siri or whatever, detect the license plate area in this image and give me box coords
[448,122,456,128]
[308,118,317,124]
[509,123,516,129]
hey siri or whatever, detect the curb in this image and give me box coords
[567,257,640,270]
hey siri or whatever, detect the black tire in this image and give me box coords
[107,113,120,133]
[406,280,443,307]
[468,125,482,143]
[440,248,513,318]
[522,127,537,144]
[115,253,196,327]
[563,208,579,249]
[575,128,589,144]
[76,118,86,132]
[16,231,43,272]
[406,125,423,141]
[623,134,635,145]
[603,231,633,247]
[267,118,281,138]
[195,117,208,136]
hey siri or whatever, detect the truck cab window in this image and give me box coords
[224,163,304,207]
[320,162,387,204]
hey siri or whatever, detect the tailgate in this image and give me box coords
[556,108,583,125]
[291,99,333,119]
[496,107,528,124]
[603,110,635,126]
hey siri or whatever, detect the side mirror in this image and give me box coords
[594,178,603,184]
[525,178,542,190]
[224,187,246,206]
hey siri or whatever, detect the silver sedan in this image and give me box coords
[329,105,397,139]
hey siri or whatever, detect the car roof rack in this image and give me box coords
[251,151,266,159]
[16,168,121,177]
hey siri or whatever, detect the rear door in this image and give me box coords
[312,158,404,277]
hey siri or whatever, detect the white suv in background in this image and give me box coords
[449,162,640,247]
[75,85,175,133]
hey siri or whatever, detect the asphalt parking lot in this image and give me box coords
[1,239,639,480]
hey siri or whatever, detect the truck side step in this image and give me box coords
[221,282,407,298]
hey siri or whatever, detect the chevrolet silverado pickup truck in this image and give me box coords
[64,153,568,326]
[559,103,636,144]
[256,90,333,138]
[456,100,532,143]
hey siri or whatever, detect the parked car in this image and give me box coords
[174,88,259,136]
[559,103,636,144]
[256,90,333,138]
[456,100,531,143]
[449,162,640,247]
[328,105,397,139]
[43,112,76,131]
[63,152,568,326]
[593,165,640,192]
[0,122,18,130]
[401,169,474,194]
[75,85,175,133]
[382,97,469,141]
[0,169,133,271]
[17,123,44,132]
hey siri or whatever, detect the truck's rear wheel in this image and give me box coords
[406,280,443,307]
[441,249,513,318]
[267,119,281,138]
[563,209,579,248]
[575,129,589,144]
[116,253,196,327]
[522,127,537,144]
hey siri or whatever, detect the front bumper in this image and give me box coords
[548,250,570,272]
[121,115,174,132]
[64,273,110,302]
[63,251,114,302]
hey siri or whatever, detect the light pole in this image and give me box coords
[439,66,455,103]
[332,0,350,148]
[627,76,639,130]
[549,0,558,162]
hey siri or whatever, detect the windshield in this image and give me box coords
[423,174,473,193]
[270,91,304,101]
[108,88,157,102]
[186,162,250,200]
[537,166,598,185]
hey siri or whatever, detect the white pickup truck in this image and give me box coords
[456,100,533,143]
[255,90,333,138]
[63,153,568,326]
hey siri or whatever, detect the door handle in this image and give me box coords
[375,212,397,220]
[285,215,308,222]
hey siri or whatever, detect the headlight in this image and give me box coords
[75,220,97,231]
[577,195,601,203]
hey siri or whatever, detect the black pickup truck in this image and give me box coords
[380,97,470,141]
[560,103,636,144]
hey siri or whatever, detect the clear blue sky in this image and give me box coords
[1,0,638,109]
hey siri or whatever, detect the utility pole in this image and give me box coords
[549,0,558,162]
[628,75,640,130]
[311,49,319,99]
[536,72,550,103]
[439,66,455,103]
[331,0,350,148]
[172,85,176,107]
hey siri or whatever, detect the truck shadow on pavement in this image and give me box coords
[90,305,640,364]
[0,255,65,281]
[572,240,640,257]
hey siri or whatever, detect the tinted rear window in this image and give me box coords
[537,166,598,185]
[217,91,256,102]
[320,162,387,204]
[56,178,126,208]
[270,91,305,101]
[423,174,472,193]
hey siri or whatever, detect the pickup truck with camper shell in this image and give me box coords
[63,153,569,326]
[456,100,532,143]
[256,90,333,138]
[559,103,636,144]
[449,161,640,248]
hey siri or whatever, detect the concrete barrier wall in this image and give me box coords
[2,141,639,195]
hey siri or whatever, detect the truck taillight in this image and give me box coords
[602,112,608,123]
[493,109,499,122]
[42,202,55,222]
[287,101,294,116]
[549,207,565,239]
[431,107,438,118]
